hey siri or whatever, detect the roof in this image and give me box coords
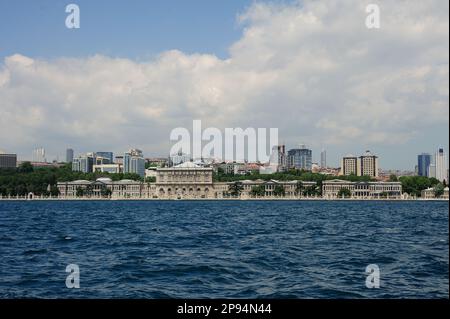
[71,180,91,184]
[117,179,140,184]
[174,162,200,168]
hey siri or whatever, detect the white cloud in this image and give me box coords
[0,0,448,164]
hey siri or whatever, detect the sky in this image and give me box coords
[0,0,448,169]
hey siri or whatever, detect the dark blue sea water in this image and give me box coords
[0,200,448,298]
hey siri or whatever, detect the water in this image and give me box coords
[0,200,448,298]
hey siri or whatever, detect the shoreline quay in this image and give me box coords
[0,197,448,201]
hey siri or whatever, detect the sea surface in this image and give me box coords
[0,200,448,298]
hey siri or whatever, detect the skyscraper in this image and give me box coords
[359,150,379,177]
[428,163,436,178]
[124,149,145,177]
[0,152,17,168]
[417,153,432,177]
[320,149,327,168]
[340,154,358,175]
[66,148,74,163]
[340,151,379,177]
[287,144,312,171]
[435,147,447,182]
[96,152,114,163]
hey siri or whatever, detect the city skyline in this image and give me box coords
[3,144,448,175]
[0,0,448,170]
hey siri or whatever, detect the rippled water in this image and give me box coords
[0,200,448,298]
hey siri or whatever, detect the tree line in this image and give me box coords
[0,162,144,197]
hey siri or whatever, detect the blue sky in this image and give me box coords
[0,0,448,170]
[0,0,257,60]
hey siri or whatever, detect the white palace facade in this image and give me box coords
[57,162,403,199]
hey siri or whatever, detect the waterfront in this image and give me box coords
[0,200,448,298]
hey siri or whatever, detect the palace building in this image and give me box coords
[322,179,402,199]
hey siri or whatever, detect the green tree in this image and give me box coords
[399,176,440,197]
[337,188,351,198]
[295,181,303,196]
[273,185,286,197]
[100,186,112,198]
[250,185,265,197]
[76,187,84,197]
[434,183,445,197]
[228,181,244,197]
[49,185,60,197]
[303,186,318,197]
[18,162,34,173]
[389,174,398,182]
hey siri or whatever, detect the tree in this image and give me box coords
[337,188,351,198]
[100,186,112,198]
[434,183,445,198]
[399,176,440,197]
[389,174,398,182]
[295,181,303,196]
[250,185,265,197]
[228,181,244,197]
[273,185,286,197]
[76,187,84,197]
[303,186,318,197]
[49,185,60,197]
[18,162,34,173]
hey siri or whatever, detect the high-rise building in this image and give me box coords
[340,154,358,175]
[417,153,432,177]
[124,149,145,177]
[32,147,46,163]
[340,151,379,177]
[268,144,286,172]
[435,147,448,182]
[72,153,95,173]
[320,149,327,168]
[287,144,312,171]
[359,150,379,177]
[66,148,74,163]
[96,152,114,163]
[0,152,17,168]
[428,164,436,178]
